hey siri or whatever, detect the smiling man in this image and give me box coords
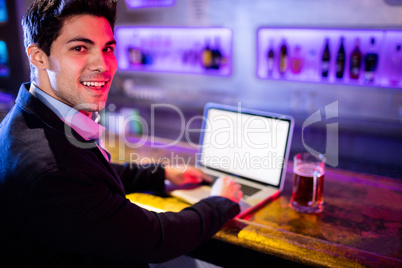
[0,0,242,267]
[28,13,117,115]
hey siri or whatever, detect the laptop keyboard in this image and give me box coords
[239,183,260,197]
[209,175,260,197]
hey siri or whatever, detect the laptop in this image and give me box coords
[170,103,294,216]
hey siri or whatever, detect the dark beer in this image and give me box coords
[291,163,324,209]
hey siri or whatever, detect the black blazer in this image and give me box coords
[0,83,239,267]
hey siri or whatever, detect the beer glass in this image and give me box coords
[289,153,326,213]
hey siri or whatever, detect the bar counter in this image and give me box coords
[105,135,402,267]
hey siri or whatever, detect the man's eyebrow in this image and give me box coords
[66,37,116,46]
[66,37,94,45]
[106,40,117,46]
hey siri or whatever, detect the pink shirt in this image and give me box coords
[29,83,110,161]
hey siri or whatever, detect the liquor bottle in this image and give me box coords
[140,39,153,65]
[201,38,213,69]
[321,38,330,78]
[211,37,223,70]
[336,37,345,79]
[364,37,378,83]
[305,48,317,78]
[127,37,144,66]
[350,38,362,80]
[290,45,303,74]
[191,42,202,66]
[389,44,401,86]
[128,47,143,66]
[267,39,274,75]
[279,39,288,75]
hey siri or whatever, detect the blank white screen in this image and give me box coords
[200,109,290,186]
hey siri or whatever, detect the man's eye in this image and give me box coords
[72,46,86,52]
[104,46,115,53]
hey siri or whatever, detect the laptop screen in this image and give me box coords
[199,106,292,187]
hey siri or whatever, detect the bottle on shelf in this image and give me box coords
[141,39,153,65]
[305,48,318,79]
[266,39,274,75]
[182,49,190,65]
[290,45,303,74]
[389,44,401,86]
[128,36,144,66]
[336,37,345,79]
[279,39,288,75]
[191,41,202,66]
[364,37,378,83]
[211,36,223,70]
[160,36,172,66]
[321,38,330,78]
[350,38,362,80]
[201,38,213,69]
[128,47,143,66]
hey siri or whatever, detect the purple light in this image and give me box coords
[115,27,233,77]
[0,0,7,23]
[0,40,10,78]
[125,0,175,9]
[257,28,402,89]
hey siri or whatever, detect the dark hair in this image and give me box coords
[22,0,117,56]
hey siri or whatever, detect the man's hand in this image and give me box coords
[165,166,213,186]
[210,177,243,203]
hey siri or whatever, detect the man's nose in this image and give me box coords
[89,51,109,73]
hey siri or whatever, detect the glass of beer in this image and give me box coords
[289,152,326,214]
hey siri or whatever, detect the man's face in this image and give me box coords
[46,15,117,113]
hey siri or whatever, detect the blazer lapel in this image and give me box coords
[17,83,126,195]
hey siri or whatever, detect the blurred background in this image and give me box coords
[1,0,401,179]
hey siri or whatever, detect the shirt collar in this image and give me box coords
[29,83,105,140]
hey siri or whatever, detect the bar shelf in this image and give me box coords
[116,27,233,77]
[257,28,402,89]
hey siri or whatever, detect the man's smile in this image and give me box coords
[80,81,107,88]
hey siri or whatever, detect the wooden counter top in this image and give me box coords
[106,135,402,267]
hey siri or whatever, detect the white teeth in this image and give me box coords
[82,81,105,87]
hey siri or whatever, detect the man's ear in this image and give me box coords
[27,44,49,70]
